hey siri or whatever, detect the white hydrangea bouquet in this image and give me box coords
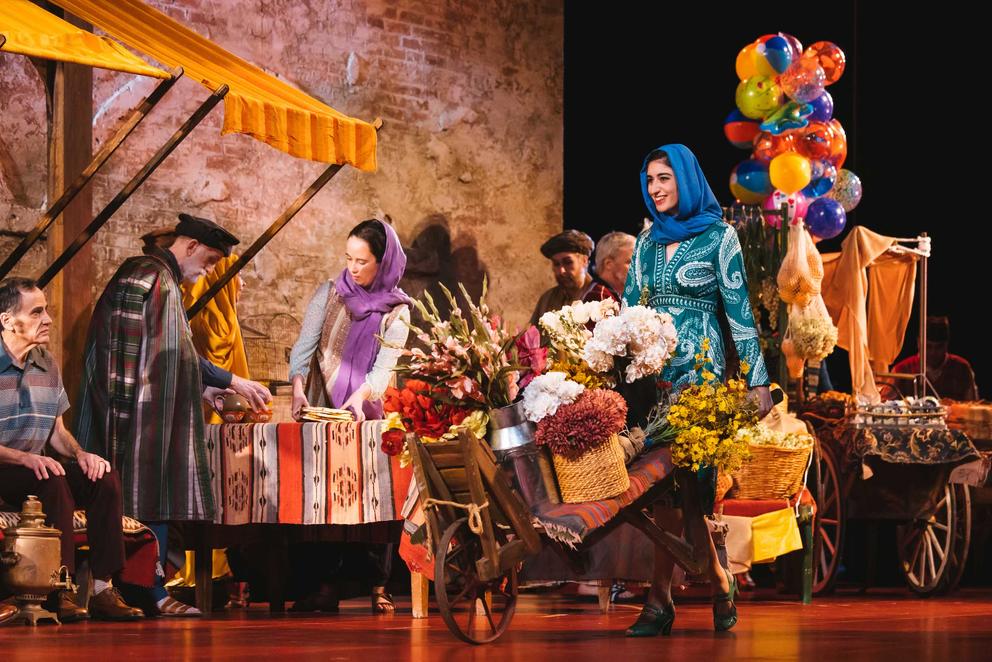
[522,371,586,423]
[583,305,679,383]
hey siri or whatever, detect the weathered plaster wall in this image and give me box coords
[0,0,563,379]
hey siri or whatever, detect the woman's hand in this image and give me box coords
[751,385,774,419]
[290,375,309,421]
[342,384,373,423]
[292,393,310,421]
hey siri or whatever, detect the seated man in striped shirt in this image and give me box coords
[0,277,142,623]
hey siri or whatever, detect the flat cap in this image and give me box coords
[175,213,240,256]
[540,229,594,259]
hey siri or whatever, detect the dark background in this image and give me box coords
[563,1,985,397]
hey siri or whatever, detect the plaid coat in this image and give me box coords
[76,250,213,521]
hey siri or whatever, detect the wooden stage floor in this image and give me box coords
[3,589,992,661]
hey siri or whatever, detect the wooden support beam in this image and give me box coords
[38,86,229,287]
[40,49,92,393]
[186,163,343,318]
[0,68,182,279]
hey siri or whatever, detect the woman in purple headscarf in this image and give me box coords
[288,218,410,612]
[290,219,410,422]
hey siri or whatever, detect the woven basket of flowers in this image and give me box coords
[731,425,814,499]
[534,388,630,503]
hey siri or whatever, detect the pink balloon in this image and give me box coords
[763,189,809,228]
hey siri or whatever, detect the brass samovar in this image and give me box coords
[1,496,75,625]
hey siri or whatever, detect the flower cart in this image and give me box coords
[408,428,694,644]
[389,288,774,643]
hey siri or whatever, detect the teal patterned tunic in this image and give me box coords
[623,221,769,391]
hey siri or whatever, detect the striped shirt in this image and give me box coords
[0,340,70,454]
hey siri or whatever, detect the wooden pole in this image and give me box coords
[185,164,343,318]
[0,68,183,279]
[37,86,229,287]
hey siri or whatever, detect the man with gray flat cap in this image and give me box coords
[75,213,270,615]
[530,229,612,326]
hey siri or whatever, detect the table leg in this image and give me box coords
[194,523,214,615]
[266,529,288,613]
[411,571,430,618]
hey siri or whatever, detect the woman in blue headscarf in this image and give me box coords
[623,145,772,636]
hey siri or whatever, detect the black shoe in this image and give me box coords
[625,602,675,637]
[713,568,738,632]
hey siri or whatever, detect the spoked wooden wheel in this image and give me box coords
[810,441,844,594]
[898,483,971,597]
[435,517,517,644]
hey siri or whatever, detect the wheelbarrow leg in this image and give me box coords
[622,509,706,575]
[597,581,612,613]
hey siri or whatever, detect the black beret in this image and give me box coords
[175,213,240,256]
[540,229,594,259]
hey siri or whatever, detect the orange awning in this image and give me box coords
[0,0,169,78]
[50,0,377,170]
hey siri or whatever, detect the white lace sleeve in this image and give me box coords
[288,281,332,380]
[364,304,411,400]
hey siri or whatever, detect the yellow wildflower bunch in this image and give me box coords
[549,358,613,390]
[666,339,758,473]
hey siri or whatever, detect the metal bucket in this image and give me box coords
[488,401,560,506]
[495,444,561,507]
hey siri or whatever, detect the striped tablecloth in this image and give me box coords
[205,421,413,526]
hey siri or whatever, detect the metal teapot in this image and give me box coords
[1,496,75,625]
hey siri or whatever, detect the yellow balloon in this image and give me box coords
[769,152,812,194]
[735,44,759,80]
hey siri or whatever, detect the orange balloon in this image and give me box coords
[736,43,759,80]
[803,41,846,86]
[828,119,848,168]
[796,121,836,161]
[752,131,796,163]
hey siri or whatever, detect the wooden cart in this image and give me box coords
[409,430,746,644]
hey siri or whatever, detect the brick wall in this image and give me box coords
[0,0,563,379]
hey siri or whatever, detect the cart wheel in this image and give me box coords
[898,482,971,597]
[810,440,844,595]
[435,517,517,644]
[946,484,972,592]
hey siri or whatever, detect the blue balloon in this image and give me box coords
[805,197,847,239]
[733,159,773,195]
[808,90,834,123]
[762,36,793,74]
[801,159,838,198]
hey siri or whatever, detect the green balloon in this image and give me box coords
[735,76,784,120]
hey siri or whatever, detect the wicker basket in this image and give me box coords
[731,439,813,500]
[551,434,630,503]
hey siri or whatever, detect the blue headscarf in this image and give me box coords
[640,144,723,244]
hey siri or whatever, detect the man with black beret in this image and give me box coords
[530,229,612,326]
[75,213,269,615]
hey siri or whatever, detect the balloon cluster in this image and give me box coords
[725,34,861,239]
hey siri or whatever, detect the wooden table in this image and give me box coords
[190,420,413,612]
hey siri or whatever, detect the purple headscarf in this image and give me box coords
[331,220,410,418]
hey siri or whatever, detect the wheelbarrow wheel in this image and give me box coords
[898,482,971,597]
[810,440,844,595]
[435,517,517,644]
